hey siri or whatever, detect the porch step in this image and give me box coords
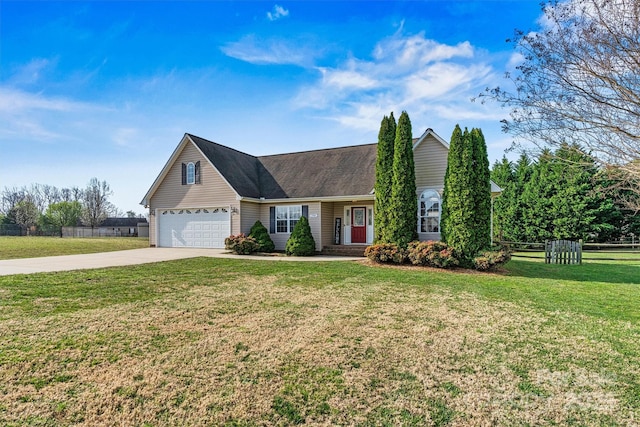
[321,245,367,257]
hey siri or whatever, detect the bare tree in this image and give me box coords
[1,187,25,215]
[41,184,62,208]
[9,199,39,234]
[27,183,48,214]
[482,0,640,206]
[81,178,116,229]
[2,184,64,216]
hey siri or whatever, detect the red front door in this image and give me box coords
[351,207,366,243]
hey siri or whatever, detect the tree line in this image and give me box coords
[482,0,640,210]
[0,178,138,236]
[491,144,640,243]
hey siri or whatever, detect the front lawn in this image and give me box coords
[0,236,149,260]
[0,258,638,425]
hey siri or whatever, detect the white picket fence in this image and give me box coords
[545,239,582,264]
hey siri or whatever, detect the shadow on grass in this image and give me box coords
[505,258,640,285]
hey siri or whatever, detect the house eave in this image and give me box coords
[140,134,192,207]
[238,194,376,204]
[413,128,450,151]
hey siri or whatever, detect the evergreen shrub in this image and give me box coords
[473,246,512,271]
[364,243,407,264]
[285,216,316,256]
[224,234,260,255]
[249,220,275,253]
[407,241,458,268]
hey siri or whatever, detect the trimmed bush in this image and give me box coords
[285,216,316,256]
[407,241,459,269]
[249,220,275,253]
[224,233,260,255]
[364,243,407,264]
[473,246,512,271]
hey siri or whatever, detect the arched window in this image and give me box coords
[186,162,195,184]
[419,190,440,233]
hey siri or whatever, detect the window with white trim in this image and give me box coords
[186,162,196,184]
[275,205,302,233]
[419,190,440,233]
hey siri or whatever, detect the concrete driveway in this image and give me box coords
[0,248,361,276]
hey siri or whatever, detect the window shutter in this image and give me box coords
[269,206,276,233]
[302,205,309,219]
[181,163,186,185]
[195,161,201,184]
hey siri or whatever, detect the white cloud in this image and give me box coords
[0,87,95,114]
[373,33,474,69]
[293,30,503,132]
[267,4,289,21]
[113,127,139,147]
[506,52,525,71]
[319,66,379,90]
[8,58,56,86]
[221,35,313,66]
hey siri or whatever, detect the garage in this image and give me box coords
[157,208,230,248]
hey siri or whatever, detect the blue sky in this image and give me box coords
[0,1,542,214]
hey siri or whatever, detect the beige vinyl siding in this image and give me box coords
[148,142,239,246]
[260,202,322,252]
[414,134,448,190]
[240,201,261,235]
[320,202,335,247]
[414,134,447,242]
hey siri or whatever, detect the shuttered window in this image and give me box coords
[182,161,201,185]
[270,205,308,233]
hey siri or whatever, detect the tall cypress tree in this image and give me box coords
[441,125,475,262]
[389,111,417,248]
[374,112,396,243]
[471,128,492,250]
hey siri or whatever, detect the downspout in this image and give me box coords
[490,196,494,246]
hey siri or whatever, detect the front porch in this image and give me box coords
[319,201,375,248]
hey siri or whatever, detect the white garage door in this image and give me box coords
[158,208,230,248]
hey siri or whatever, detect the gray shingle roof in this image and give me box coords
[187,134,377,199]
[190,134,263,198]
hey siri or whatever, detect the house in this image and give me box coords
[140,130,500,251]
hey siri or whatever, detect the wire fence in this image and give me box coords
[0,224,59,236]
[0,225,149,238]
[61,227,143,238]
[0,224,21,236]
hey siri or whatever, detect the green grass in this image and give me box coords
[0,236,149,259]
[0,257,638,425]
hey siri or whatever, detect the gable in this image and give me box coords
[413,133,449,189]
[143,136,237,209]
